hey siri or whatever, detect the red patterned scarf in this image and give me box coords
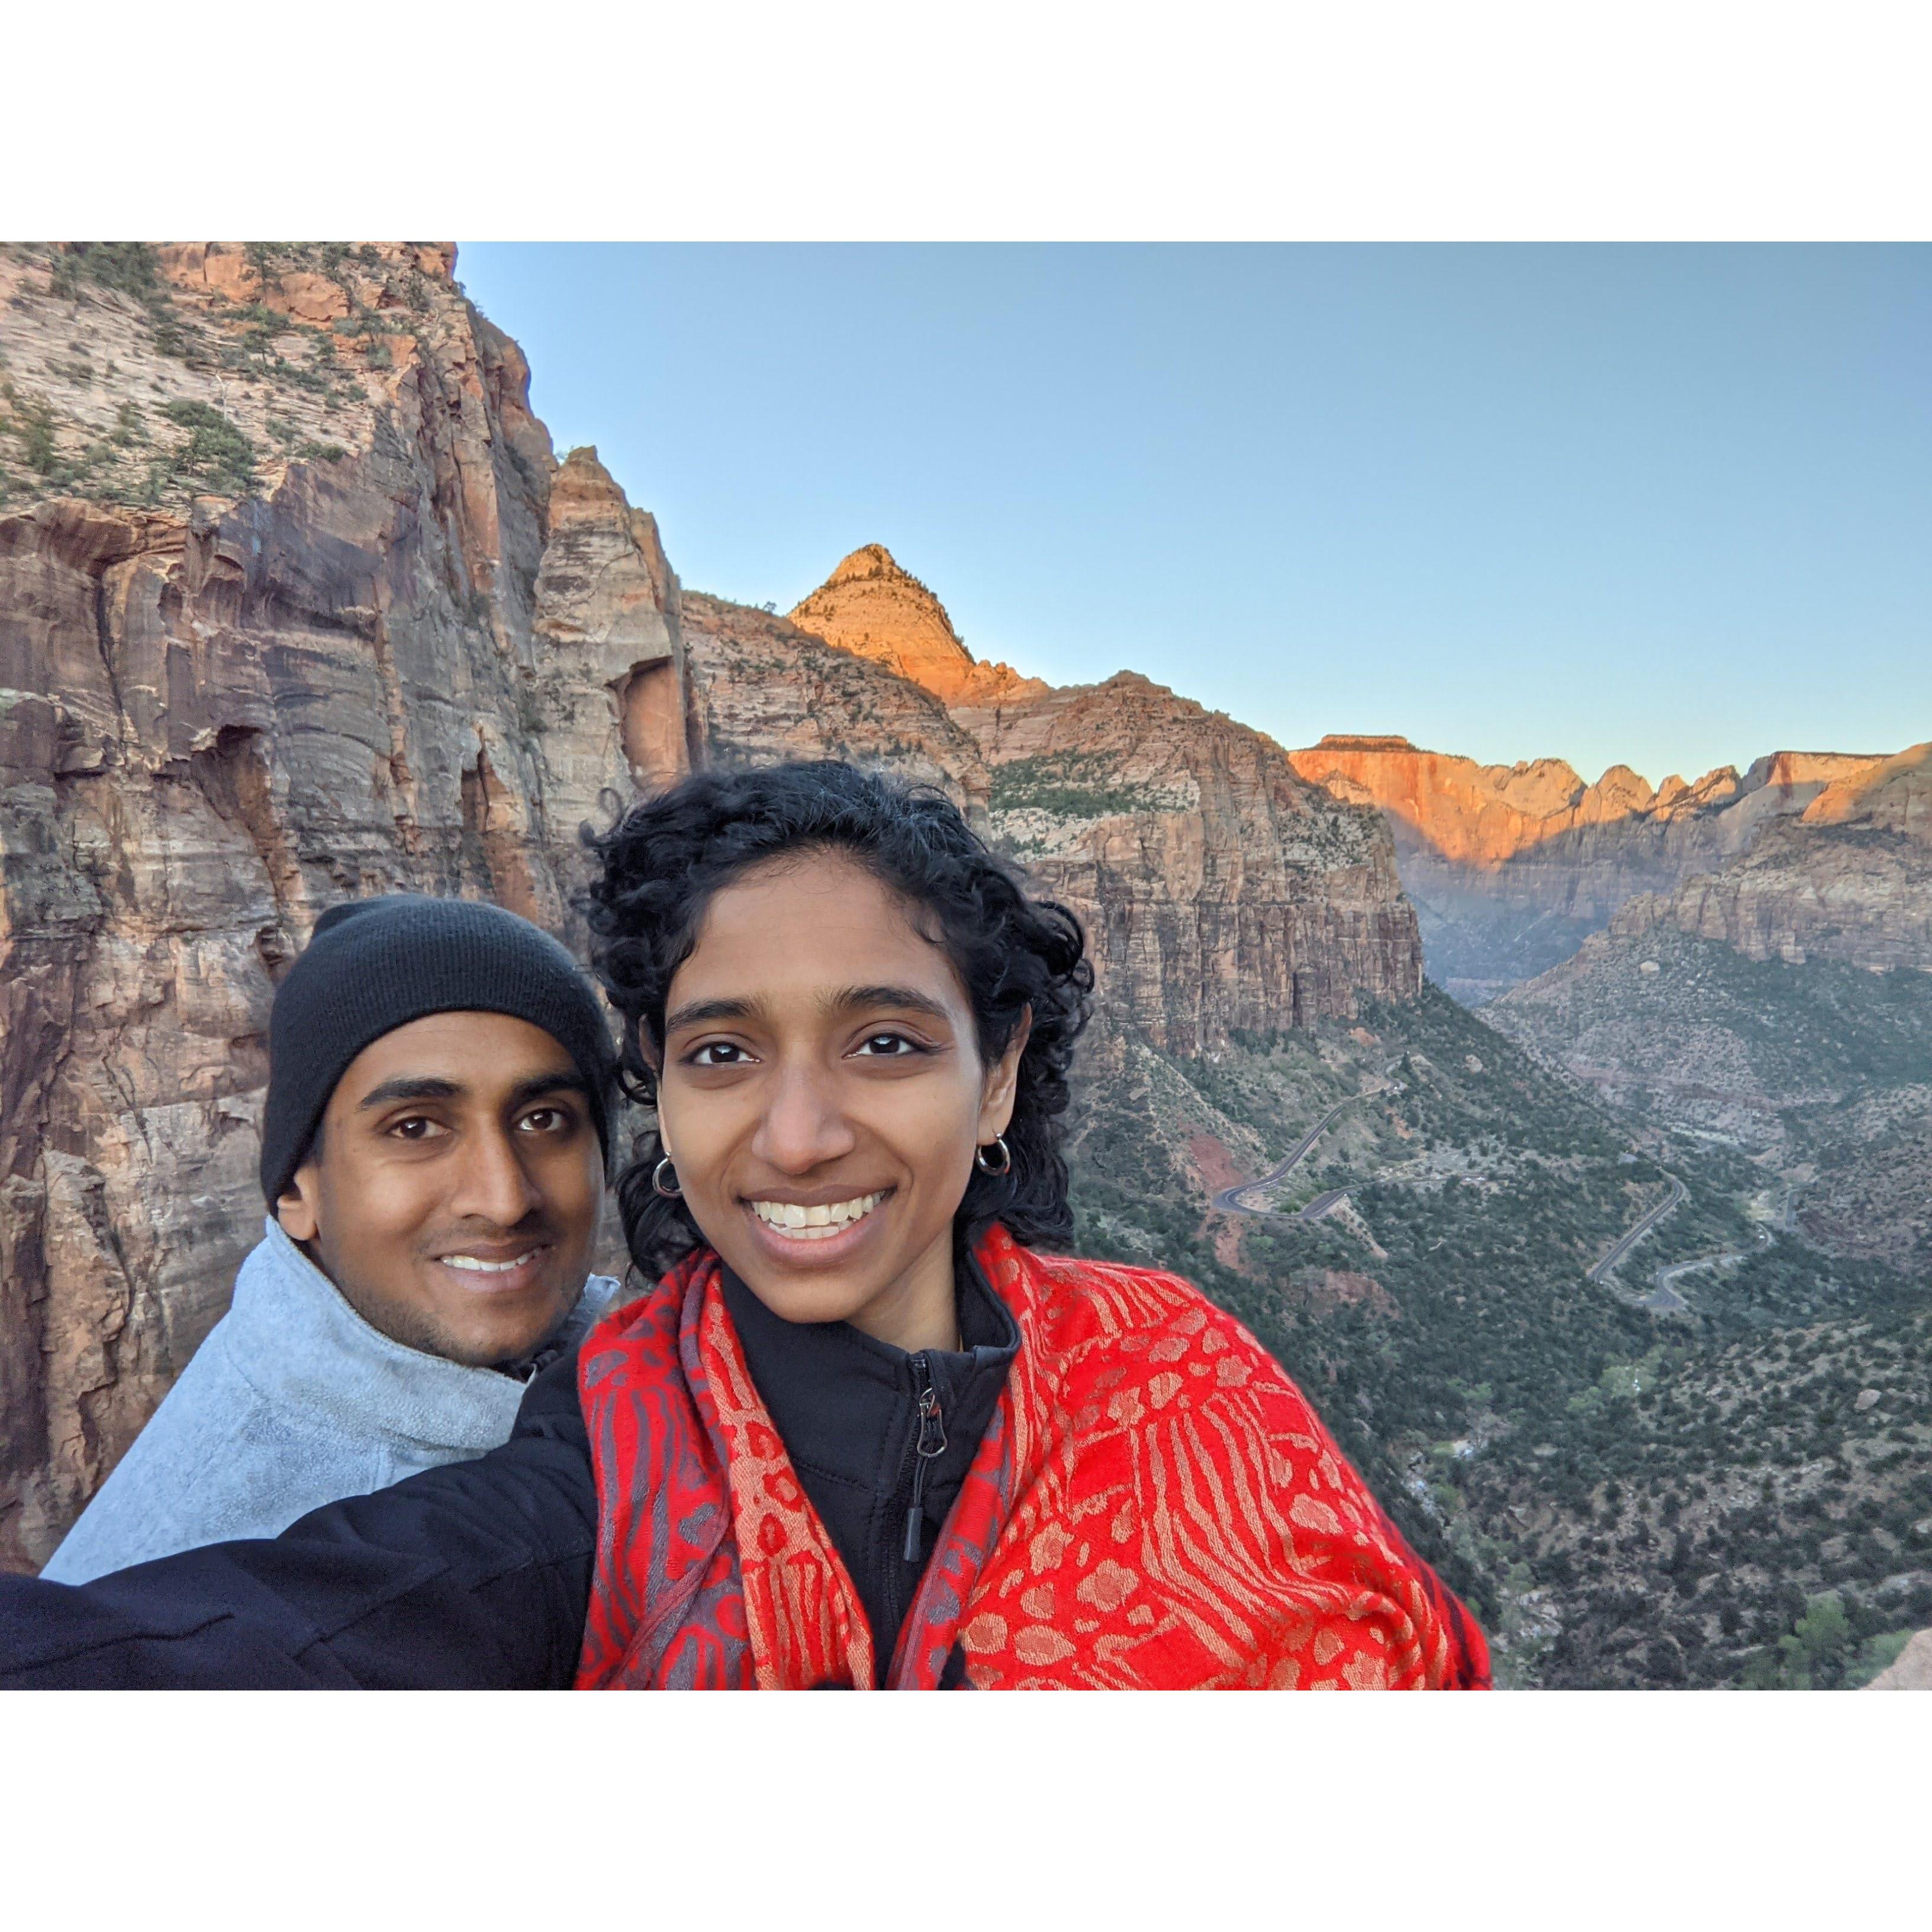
[574,1225,1489,1689]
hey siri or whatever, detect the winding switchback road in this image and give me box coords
[1211,1065,1400,1217]
[1588,1172,1687,1283]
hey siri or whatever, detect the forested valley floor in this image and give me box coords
[1065,984,1930,1690]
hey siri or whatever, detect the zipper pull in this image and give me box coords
[903,1364,947,1563]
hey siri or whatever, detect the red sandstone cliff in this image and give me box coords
[1608,742,1932,971]
[1287,733,1902,994]
[0,244,684,1569]
[787,545,1047,707]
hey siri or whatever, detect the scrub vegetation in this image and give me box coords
[1064,983,1931,1689]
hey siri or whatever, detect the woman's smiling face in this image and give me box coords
[654,849,1025,1352]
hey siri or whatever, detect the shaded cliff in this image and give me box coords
[0,244,684,1569]
[681,590,990,820]
[1607,743,1932,973]
[1289,733,1898,999]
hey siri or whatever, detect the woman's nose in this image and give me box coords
[751,1061,858,1174]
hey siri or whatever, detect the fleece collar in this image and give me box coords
[220,1218,618,1455]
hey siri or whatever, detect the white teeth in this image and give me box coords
[440,1251,539,1274]
[748,1193,884,1239]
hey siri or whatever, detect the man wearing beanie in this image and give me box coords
[40,895,626,1585]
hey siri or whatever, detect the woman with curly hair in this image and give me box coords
[0,760,1486,1690]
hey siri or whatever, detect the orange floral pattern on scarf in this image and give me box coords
[574,1226,1489,1690]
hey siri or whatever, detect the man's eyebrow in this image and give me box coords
[356,1075,465,1110]
[663,995,762,1035]
[826,984,955,1025]
[505,1070,590,1110]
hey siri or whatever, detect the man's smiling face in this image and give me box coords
[275,1011,605,1366]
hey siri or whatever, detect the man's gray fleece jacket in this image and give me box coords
[40,1219,622,1585]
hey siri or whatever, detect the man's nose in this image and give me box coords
[750,1060,858,1174]
[447,1122,545,1226]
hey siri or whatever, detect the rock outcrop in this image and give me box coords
[681,591,990,819]
[1607,743,1932,973]
[1287,733,1899,997]
[958,676,1421,1052]
[787,545,1046,707]
[1865,1627,1932,1689]
[0,244,683,1570]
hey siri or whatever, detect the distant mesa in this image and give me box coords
[1286,729,1918,997]
[787,545,1048,708]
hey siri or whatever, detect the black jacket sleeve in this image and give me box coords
[0,1350,596,1690]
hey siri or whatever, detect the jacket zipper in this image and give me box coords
[902,1354,947,1562]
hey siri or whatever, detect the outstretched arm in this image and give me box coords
[0,1351,595,1690]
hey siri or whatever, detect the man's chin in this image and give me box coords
[409,1279,582,1368]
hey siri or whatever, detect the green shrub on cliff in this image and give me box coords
[158,400,258,498]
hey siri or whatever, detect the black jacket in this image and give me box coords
[0,1263,1016,1690]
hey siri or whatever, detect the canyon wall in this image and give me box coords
[1289,733,1897,998]
[0,244,683,1568]
[1606,742,1932,973]
[0,247,1419,1569]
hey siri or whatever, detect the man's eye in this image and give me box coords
[519,1107,568,1133]
[689,1042,750,1067]
[854,1032,922,1057]
[390,1116,442,1141]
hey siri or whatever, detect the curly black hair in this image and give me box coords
[583,761,1094,1277]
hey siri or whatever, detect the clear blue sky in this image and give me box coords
[458,245,1928,788]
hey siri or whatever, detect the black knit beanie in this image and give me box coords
[259,894,617,1206]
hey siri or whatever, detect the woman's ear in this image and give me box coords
[978,1006,1033,1141]
[276,1165,321,1244]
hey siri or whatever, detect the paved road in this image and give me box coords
[1211,1096,1362,1215]
[1588,1171,1688,1283]
[1297,1187,1351,1223]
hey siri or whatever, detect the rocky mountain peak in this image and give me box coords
[823,541,906,587]
[1800,740,1932,842]
[788,545,1047,707]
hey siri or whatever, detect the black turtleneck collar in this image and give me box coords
[719,1247,1020,1685]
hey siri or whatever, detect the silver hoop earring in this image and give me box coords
[652,1155,682,1199]
[975,1135,1012,1177]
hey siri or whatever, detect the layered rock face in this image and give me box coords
[778,553,1423,1052]
[0,244,683,1569]
[787,545,1047,707]
[1608,743,1932,972]
[681,591,990,820]
[959,676,1421,1051]
[1287,733,1898,997]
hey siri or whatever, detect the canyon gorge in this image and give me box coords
[0,242,1415,1568]
[2,243,1926,1693]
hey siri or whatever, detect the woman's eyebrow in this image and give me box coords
[664,995,761,1035]
[826,984,954,1024]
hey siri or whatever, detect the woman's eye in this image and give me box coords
[689,1042,749,1067]
[519,1107,567,1133]
[855,1032,922,1057]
